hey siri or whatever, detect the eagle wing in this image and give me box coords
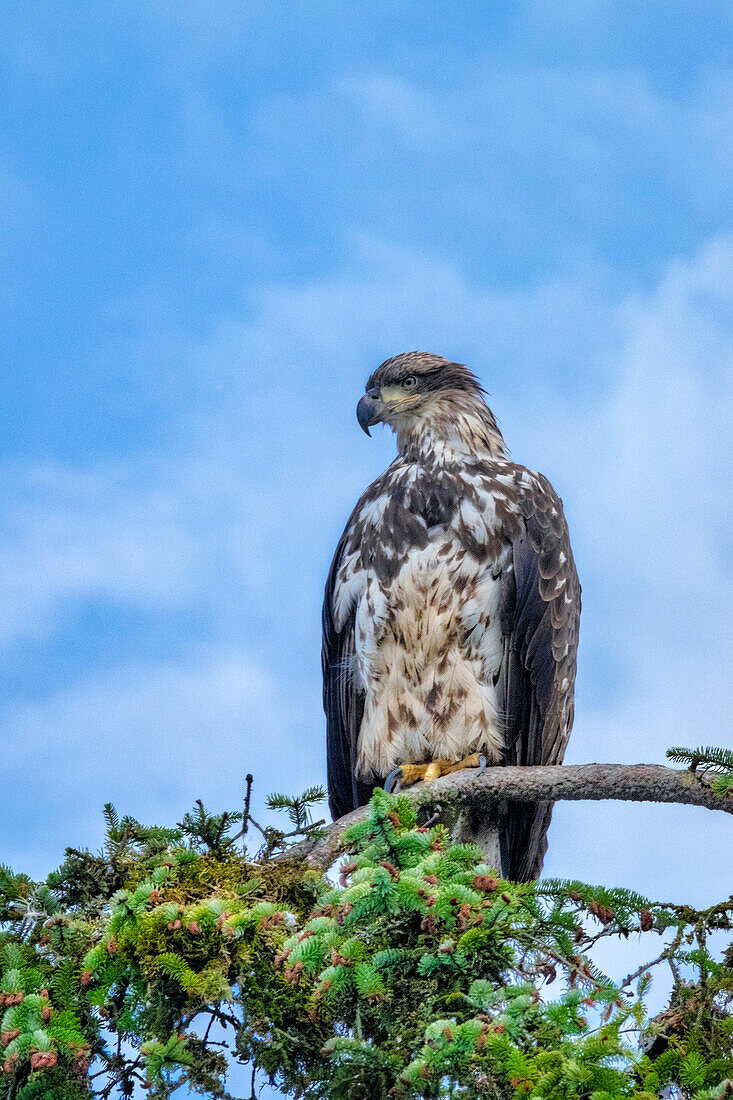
[496,474,581,880]
[322,531,375,820]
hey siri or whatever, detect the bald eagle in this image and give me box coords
[322,353,580,880]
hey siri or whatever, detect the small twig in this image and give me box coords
[243,774,253,847]
[203,1010,217,1044]
[419,808,442,829]
[621,950,669,991]
[233,815,269,843]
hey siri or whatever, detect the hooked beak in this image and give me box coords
[356,389,382,436]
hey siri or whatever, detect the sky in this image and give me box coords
[1,1,732,1093]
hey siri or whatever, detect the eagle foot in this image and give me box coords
[383,753,486,794]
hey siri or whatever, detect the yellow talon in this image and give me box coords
[398,763,431,785]
[424,760,445,782]
[443,752,483,775]
[392,754,485,789]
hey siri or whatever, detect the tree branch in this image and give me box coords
[283,762,732,870]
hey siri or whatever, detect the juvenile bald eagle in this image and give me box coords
[322,353,580,880]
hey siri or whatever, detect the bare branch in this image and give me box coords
[282,762,732,870]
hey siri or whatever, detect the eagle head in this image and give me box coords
[356,351,503,458]
[356,352,484,436]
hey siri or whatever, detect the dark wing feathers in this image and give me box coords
[322,537,375,819]
[498,482,580,881]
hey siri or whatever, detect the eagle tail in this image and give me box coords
[499,800,554,882]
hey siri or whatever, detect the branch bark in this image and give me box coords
[284,762,732,870]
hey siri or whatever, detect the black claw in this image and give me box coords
[384,767,403,794]
[476,755,487,776]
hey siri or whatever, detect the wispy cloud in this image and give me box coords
[252,64,733,273]
[1,647,314,878]
[0,462,204,646]
[541,234,733,901]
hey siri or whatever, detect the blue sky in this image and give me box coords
[1,1,732,1090]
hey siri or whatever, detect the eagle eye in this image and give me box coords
[402,374,418,391]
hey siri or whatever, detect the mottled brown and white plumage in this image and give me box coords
[322,352,580,880]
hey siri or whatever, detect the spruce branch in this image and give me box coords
[283,761,733,869]
[0,783,731,1099]
[666,745,733,772]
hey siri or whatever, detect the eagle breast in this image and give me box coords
[334,456,544,778]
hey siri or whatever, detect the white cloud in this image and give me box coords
[339,75,471,152]
[253,64,733,233]
[565,234,733,753]
[0,462,204,645]
[539,234,733,906]
[1,647,320,878]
